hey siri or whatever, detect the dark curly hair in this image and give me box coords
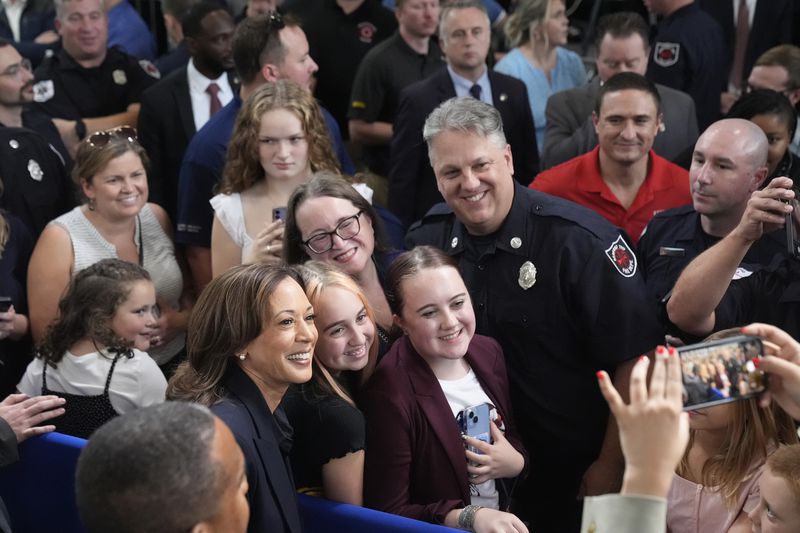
[219,80,339,194]
[37,259,152,367]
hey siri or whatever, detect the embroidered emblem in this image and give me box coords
[732,267,753,280]
[518,261,537,290]
[112,69,127,85]
[27,159,43,182]
[357,22,377,44]
[653,42,680,67]
[139,59,160,79]
[32,80,54,102]
[605,236,637,277]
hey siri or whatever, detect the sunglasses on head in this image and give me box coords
[85,126,138,147]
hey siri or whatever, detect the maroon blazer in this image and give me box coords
[362,334,527,525]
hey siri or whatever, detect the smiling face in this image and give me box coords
[82,150,148,221]
[239,277,317,391]
[430,129,514,236]
[313,286,375,372]
[395,265,475,365]
[110,280,156,351]
[258,108,311,183]
[57,0,107,64]
[593,88,661,166]
[295,196,375,277]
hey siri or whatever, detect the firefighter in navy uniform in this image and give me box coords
[406,97,662,533]
[644,0,726,130]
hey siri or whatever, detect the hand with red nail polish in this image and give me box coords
[742,323,800,419]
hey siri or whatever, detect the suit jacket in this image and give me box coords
[210,365,302,533]
[137,66,237,221]
[389,68,539,227]
[362,334,527,525]
[698,0,793,87]
[541,78,699,170]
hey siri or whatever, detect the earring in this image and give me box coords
[236,352,246,361]
[87,198,96,211]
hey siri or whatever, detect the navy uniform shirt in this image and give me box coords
[0,127,74,236]
[646,3,726,130]
[714,258,800,340]
[31,46,159,120]
[638,205,788,332]
[407,183,662,532]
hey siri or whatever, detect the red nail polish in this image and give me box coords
[596,371,604,381]
[639,355,648,362]
[753,357,761,368]
[656,346,666,355]
[668,346,677,357]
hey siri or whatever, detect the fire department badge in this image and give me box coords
[653,42,680,67]
[605,236,637,278]
[112,69,127,85]
[357,22,377,44]
[27,159,43,182]
[32,80,54,102]
[518,261,537,290]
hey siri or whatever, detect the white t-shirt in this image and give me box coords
[17,348,167,414]
[439,367,500,510]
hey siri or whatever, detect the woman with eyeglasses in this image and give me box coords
[210,80,339,277]
[27,127,191,375]
[284,172,398,357]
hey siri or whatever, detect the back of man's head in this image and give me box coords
[596,72,661,115]
[232,11,293,85]
[76,402,226,533]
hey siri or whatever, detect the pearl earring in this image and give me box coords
[236,352,246,361]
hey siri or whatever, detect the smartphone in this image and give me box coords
[272,207,287,222]
[677,335,766,411]
[0,297,11,313]
[457,403,491,460]
[787,209,798,259]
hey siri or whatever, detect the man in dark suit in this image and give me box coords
[542,12,698,169]
[389,0,537,227]
[137,1,236,220]
[698,0,793,113]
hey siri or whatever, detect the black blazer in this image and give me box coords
[210,365,302,533]
[698,0,793,86]
[137,66,237,221]
[389,68,539,227]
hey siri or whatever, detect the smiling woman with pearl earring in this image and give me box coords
[495,0,586,153]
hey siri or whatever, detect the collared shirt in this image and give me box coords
[1,0,26,40]
[186,58,233,132]
[730,0,756,28]
[531,146,692,244]
[448,64,493,106]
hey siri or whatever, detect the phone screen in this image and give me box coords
[678,335,766,411]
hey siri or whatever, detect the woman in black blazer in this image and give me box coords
[167,263,318,533]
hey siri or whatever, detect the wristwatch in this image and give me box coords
[74,118,87,141]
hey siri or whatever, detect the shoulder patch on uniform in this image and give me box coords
[139,59,160,79]
[32,80,54,102]
[654,42,680,68]
[605,235,637,278]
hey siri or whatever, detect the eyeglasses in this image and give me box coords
[302,210,364,254]
[85,126,138,147]
[0,58,31,78]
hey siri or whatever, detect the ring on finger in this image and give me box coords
[266,244,272,253]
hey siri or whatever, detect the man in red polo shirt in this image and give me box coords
[531,72,691,244]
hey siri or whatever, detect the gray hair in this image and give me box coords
[55,0,105,20]
[423,97,507,159]
[439,0,488,38]
[76,402,226,533]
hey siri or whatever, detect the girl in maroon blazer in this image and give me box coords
[362,246,528,532]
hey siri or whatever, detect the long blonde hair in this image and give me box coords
[296,261,379,405]
[504,0,553,48]
[677,329,799,506]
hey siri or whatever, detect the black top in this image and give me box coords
[32,46,159,120]
[0,126,74,236]
[348,32,444,175]
[407,183,662,531]
[646,3,726,130]
[637,205,789,336]
[715,257,800,340]
[282,385,365,495]
[283,0,397,135]
[41,350,125,439]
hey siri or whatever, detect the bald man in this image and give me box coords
[636,119,792,335]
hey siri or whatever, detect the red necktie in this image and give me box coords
[207,82,222,117]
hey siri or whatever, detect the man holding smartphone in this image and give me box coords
[668,176,799,339]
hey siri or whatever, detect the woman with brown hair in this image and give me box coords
[210,80,339,276]
[167,263,317,533]
[27,127,190,374]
